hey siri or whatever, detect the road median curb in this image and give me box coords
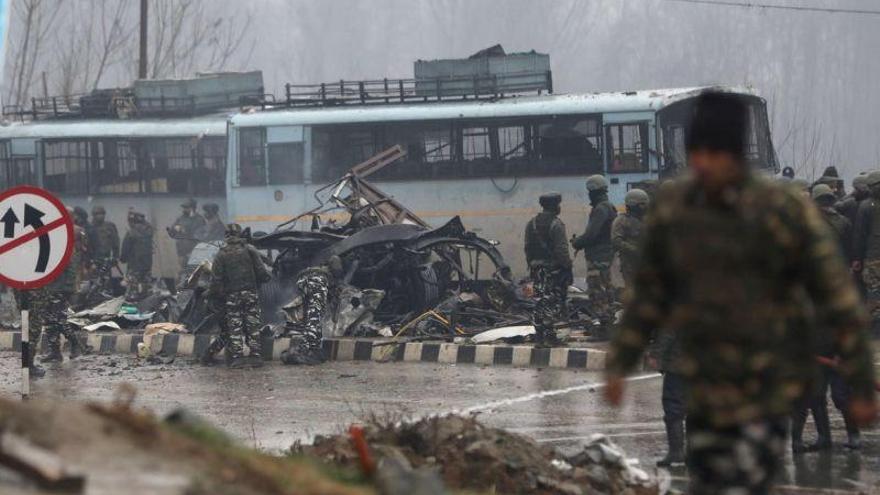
[0,331,608,371]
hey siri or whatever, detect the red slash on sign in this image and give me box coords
[0,186,75,291]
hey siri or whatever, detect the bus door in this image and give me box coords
[602,112,657,205]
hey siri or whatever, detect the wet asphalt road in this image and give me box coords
[1,351,878,493]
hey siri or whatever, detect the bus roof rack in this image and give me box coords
[265,70,553,110]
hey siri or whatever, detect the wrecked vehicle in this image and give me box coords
[252,146,515,325]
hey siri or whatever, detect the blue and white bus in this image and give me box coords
[226,85,779,274]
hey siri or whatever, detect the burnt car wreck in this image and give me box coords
[253,146,515,327]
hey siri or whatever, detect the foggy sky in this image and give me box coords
[7,0,880,182]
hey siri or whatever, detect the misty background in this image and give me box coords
[3,0,878,181]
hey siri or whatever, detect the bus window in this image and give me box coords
[197,137,227,195]
[146,138,197,193]
[538,116,602,176]
[268,142,305,184]
[238,128,266,186]
[43,140,91,194]
[606,123,648,173]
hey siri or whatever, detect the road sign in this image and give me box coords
[0,186,74,290]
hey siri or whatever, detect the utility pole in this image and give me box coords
[138,0,148,79]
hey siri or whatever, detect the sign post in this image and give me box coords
[0,186,75,399]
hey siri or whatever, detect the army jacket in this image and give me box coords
[171,213,206,256]
[524,211,573,271]
[572,193,617,263]
[607,173,875,427]
[209,238,271,297]
[611,212,643,277]
[853,198,880,262]
[120,222,154,273]
[91,220,120,260]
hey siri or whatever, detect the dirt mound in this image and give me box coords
[300,415,659,495]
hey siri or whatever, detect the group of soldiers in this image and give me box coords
[23,198,226,377]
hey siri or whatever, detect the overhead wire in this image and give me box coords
[664,0,880,16]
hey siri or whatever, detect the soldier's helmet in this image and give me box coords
[625,189,650,208]
[538,192,562,209]
[865,171,880,190]
[91,205,106,215]
[127,208,146,222]
[853,174,869,192]
[203,203,220,214]
[811,183,835,201]
[585,175,609,192]
[181,198,197,209]
[225,223,244,238]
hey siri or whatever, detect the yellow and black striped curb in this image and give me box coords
[0,331,608,371]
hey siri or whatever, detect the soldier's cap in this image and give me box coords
[853,174,869,190]
[538,192,562,208]
[624,188,650,206]
[73,206,88,218]
[181,198,197,209]
[819,166,840,180]
[127,208,146,219]
[585,175,609,191]
[865,171,880,187]
[811,183,835,201]
[91,205,106,215]
[225,223,243,238]
[202,203,219,213]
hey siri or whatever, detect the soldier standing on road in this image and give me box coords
[524,192,573,347]
[281,256,343,365]
[196,203,225,242]
[169,198,205,270]
[208,223,271,368]
[120,209,154,302]
[611,188,649,297]
[790,184,856,454]
[852,171,880,333]
[572,174,617,336]
[605,92,877,494]
[90,206,120,292]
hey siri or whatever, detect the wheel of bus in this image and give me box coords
[410,265,441,311]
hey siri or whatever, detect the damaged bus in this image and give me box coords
[226,84,779,274]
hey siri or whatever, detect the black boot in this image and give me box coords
[69,333,93,359]
[29,364,46,379]
[280,346,325,366]
[228,356,251,369]
[657,419,686,467]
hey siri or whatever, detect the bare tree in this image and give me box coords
[5,0,62,106]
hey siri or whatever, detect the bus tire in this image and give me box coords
[411,265,440,310]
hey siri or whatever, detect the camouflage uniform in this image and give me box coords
[611,212,643,290]
[90,211,120,288]
[28,260,87,362]
[295,266,334,352]
[853,176,880,330]
[171,201,206,270]
[572,183,617,328]
[607,173,876,493]
[209,233,270,362]
[524,194,572,346]
[120,217,154,301]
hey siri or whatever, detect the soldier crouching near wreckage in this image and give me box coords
[524,192,572,347]
[604,92,877,494]
[207,223,271,369]
[281,256,344,366]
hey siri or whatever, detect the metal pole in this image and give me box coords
[21,303,29,399]
[138,0,149,79]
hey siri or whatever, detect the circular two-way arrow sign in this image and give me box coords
[0,186,74,290]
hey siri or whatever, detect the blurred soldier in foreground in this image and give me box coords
[169,198,205,270]
[281,256,343,365]
[605,92,877,494]
[836,174,870,227]
[572,174,617,335]
[196,203,225,241]
[208,223,270,368]
[120,209,154,302]
[852,171,880,331]
[524,192,573,347]
[611,188,649,296]
[90,206,120,292]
